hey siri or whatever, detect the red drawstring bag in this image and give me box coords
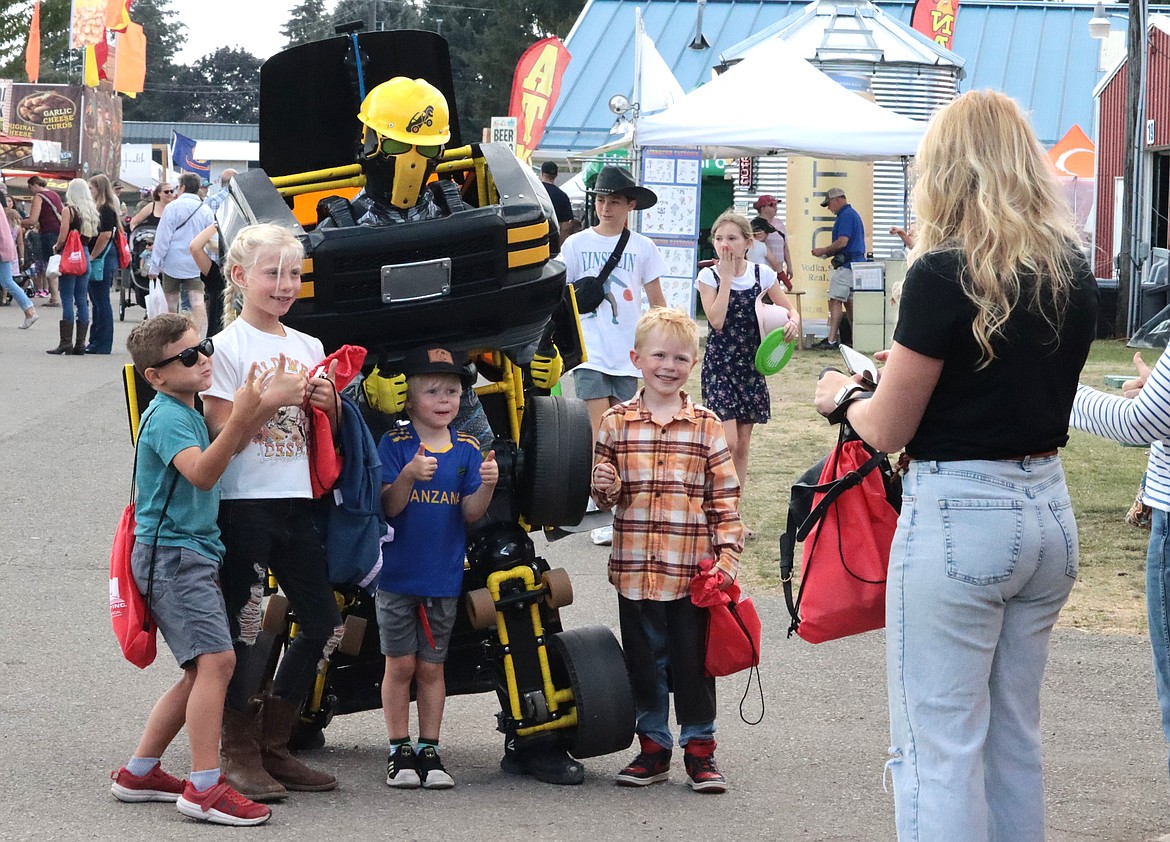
[780,433,900,644]
[115,227,132,270]
[308,344,367,497]
[59,228,89,276]
[110,501,157,669]
[689,558,762,677]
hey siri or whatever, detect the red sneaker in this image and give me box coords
[683,738,727,794]
[110,765,185,803]
[176,777,272,826]
[614,735,672,787]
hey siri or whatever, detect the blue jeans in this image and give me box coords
[86,250,117,353]
[886,456,1077,842]
[58,273,89,323]
[0,261,32,311]
[1146,507,1170,777]
[618,596,716,749]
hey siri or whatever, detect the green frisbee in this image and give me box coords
[755,328,795,375]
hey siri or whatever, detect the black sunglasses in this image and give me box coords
[150,338,214,369]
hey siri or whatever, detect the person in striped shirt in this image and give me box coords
[1070,350,1170,780]
[591,307,744,794]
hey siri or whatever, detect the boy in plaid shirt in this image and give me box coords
[591,307,744,794]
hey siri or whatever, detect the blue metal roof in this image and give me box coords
[546,0,1165,153]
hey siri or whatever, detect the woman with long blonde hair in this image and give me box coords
[47,178,100,354]
[814,90,1099,840]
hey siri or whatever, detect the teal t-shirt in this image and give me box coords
[133,392,225,561]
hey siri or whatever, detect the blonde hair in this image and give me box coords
[710,210,753,257]
[634,307,699,358]
[65,178,98,238]
[89,173,118,212]
[220,223,304,325]
[909,90,1081,366]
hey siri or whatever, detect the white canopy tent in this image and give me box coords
[635,37,926,161]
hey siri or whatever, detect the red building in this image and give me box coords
[1094,17,1170,282]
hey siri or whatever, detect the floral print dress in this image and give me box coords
[701,266,771,424]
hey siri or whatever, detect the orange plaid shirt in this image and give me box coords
[592,390,744,601]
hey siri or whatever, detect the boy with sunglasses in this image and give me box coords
[113,313,304,826]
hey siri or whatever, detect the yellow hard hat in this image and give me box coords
[358,77,451,146]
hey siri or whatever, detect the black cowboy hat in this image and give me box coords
[587,164,658,210]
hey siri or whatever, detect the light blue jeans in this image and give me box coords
[1145,507,1170,778]
[886,456,1077,842]
[58,273,89,323]
[0,261,32,311]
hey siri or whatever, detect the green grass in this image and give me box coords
[708,339,1162,634]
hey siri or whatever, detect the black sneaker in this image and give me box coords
[811,338,840,351]
[385,744,421,789]
[417,745,454,789]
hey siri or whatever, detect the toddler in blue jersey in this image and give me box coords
[377,345,499,790]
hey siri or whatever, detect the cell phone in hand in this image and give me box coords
[839,344,878,390]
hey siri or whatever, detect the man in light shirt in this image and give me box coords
[149,173,214,336]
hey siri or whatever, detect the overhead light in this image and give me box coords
[608,94,632,116]
[1089,3,1112,39]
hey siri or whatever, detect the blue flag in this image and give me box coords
[170,130,210,176]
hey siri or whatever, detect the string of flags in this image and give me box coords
[24,0,146,96]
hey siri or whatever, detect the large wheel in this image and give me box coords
[550,625,635,759]
[519,396,592,528]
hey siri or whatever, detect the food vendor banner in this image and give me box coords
[911,0,960,50]
[0,82,122,178]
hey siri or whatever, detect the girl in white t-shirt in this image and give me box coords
[697,211,799,536]
[201,223,341,799]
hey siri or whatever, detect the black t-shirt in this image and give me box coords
[95,204,118,252]
[542,181,573,224]
[893,248,1099,461]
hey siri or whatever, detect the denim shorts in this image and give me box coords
[572,368,637,402]
[131,542,232,669]
[376,590,458,662]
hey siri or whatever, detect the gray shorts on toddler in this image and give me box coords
[376,590,458,663]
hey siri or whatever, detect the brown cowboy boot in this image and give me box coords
[70,321,89,355]
[220,703,288,802]
[258,694,337,791]
[46,320,71,354]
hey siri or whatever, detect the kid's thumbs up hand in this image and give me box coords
[480,450,499,486]
[407,442,438,483]
[263,353,308,409]
[1124,352,1153,399]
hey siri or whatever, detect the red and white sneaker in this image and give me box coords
[176,777,272,826]
[110,765,185,803]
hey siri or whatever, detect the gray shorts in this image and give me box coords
[376,590,458,663]
[161,273,205,295]
[828,266,854,302]
[131,543,232,669]
[572,368,637,402]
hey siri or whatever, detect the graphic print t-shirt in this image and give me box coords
[203,317,324,499]
[561,227,667,377]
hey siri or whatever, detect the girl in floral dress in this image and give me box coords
[696,211,799,534]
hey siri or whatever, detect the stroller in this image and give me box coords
[119,226,155,320]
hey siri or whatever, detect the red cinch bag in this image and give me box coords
[115,226,132,270]
[60,228,89,276]
[779,433,900,644]
[109,501,157,669]
[690,558,762,677]
[308,344,367,497]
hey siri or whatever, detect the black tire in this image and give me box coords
[550,625,635,759]
[519,396,592,527]
[118,281,127,321]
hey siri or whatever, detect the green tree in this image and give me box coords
[0,0,79,84]
[282,0,332,50]
[172,47,262,123]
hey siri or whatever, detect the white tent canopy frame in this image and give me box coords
[634,35,926,162]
